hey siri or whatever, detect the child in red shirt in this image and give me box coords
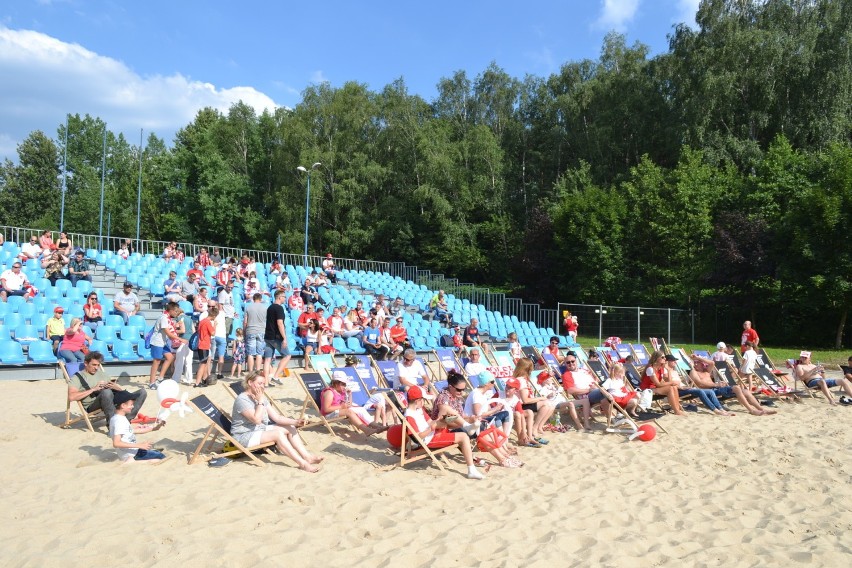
[194,307,216,387]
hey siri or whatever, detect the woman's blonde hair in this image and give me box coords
[242,370,265,390]
[513,358,533,378]
[70,317,82,327]
[610,363,625,377]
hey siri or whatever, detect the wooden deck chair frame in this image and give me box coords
[294,369,350,436]
[382,392,456,473]
[222,380,289,419]
[187,394,275,466]
[600,361,668,433]
[59,360,105,432]
[584,359,668,433]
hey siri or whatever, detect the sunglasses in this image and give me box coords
[565,359,577,363]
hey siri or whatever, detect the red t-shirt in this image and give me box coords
[741,328,759,352]
[565,319,578,332]
[640,366,662,390]
[297,312,319,337]
[197,318,214,350]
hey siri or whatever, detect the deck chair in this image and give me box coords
[630,344,651,366]
[623,362,668,414]
[59,360,105,432]
[757,349,789,378]
[521,346,541,368]
[327,367,371,407]
[432,347,474,390]
[615,343,633,362]
[294,370,349,436]
[583,359,643,432]
[752,366,799,400]
[222,380,288,419]
[388,403,458,473]
[540,352,563,378]
[187,394,275,466]
[308,353,338,375]
[375,358,438,394]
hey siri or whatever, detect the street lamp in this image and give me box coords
[296,162,321,267]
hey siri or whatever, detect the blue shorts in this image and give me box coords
[713,386,736,399]
[302,337,318,349]
[588,389,605,405]
[245,333,264,356]
[134,449,165,461]
[484,410,510,429]
[808,378,838,389]
[264,339,290,359]
[214,336,226,357]
[150,344,173,360]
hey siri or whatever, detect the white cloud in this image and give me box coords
[309,70,329,84]
[0,26,279,160]
[673,0,700,28]
[594,0,640,31]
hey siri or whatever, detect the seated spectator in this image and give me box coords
[55,231,72,258]
[514,358,555,444]
[215,261,238,287]
[666,355,734,416]
[243,272,268,300]
[194,288,210,320]
[112,282,140,325]
[299,278,319,305]
[373,294,388,320]
[462,375,515,455]
[463,318,481,348]
[796,351,852,405]
[269,259,282,275]
[302,319,321,369]
[39,230,55,250]
[58,318,90,363]
[275,271,291,292]
[429,290,452,326]
[161,242,176,259]
[452,325,465,352]
[194,247,212,269]
[362,317,389,361]
[561,351,608,423]
[180,272,201,300]
[230,371,323,472]
[640,350,685,415]
[1,261,30,301]
[68,351,147,425]
[405,385,485,479]
[322,253,337,283]
[534,370,589,431]
[314,272,329,289]
[185,266,208,286]
[67,250,92,285]
[320,376,389,436]
[507,332,523,362]
[601,363,640,418]
[689,354,775,416]
[396,348,433,394]
[173,245,186,261]
[83,293,104,333]
[46,306,66,352]
[163,270,182,302]
[387,297,405,318]
[110,390,166,465]
[209,248,222,267]
[541,336,564,364]
[464,348,488,384]
[20,236,42,260]
[381,317,403,360]
[42,251,66,285]
[389,316,411,351]
[712,342,730,362]
[287,290,305,312]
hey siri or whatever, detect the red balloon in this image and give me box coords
[637,424,656,441]
[386,424,404,448]
[160,397,179,408]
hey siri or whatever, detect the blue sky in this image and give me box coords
[0,0,699,161]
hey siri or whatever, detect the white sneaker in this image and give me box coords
[467,468,485,480]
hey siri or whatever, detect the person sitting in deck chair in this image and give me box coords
[689,354,776,416]
[405,386,485,479]
[795,351,852,406]
[230,371,323,472]
[640,350,685,416]
[666,355,735,416]
[320,376,390,436]
[561,351,607,423]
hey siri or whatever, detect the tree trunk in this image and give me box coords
[835,307,848,349]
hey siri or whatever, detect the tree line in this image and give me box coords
[1,0,850,347]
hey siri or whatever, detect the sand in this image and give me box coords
[1,371,850,568]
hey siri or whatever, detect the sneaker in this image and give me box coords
[467,468,485,480]
[269,377,283,386]
[147,381,161,390]
[179,378,193,386]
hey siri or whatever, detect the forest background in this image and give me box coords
[1,0,850,348]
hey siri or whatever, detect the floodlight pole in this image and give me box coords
[60,116,68,232]
[98,125,107,250]
[136,128,144,242]
[296,162,322,267]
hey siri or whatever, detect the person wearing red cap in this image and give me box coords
[404,385,485,479]
[46,306,66,352]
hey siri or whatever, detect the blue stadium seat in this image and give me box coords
[332,336,351,354]
[17,303,37,322]
[119,325,142,346]
[95,326,118,345]
[54,279,72,296]
[28,340,57,364]
[345,336,365,354]
[6,295,25,311]
[2,313,24,329]
[88,340,113,361]
[0,341,27,364]
[105,315,125,328]
[112,339,138,361]
[128,314,147,330]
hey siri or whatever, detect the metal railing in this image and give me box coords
[0,224,691,338]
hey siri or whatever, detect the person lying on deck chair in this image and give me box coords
[666,355,735,416]
[689,354,777,416]
[320,377,390,436]
[795,351,852,406]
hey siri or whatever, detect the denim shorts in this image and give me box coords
[264,339,290,359]
[150,344,173,360]
[808,378,838,389]
[245,333,265,356]
[214,336,226,357]
[134,448,166,461]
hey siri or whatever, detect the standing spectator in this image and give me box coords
[117,240,130,260]
[82,292,104,333]
[148,302,185,389]
[194,308,215,387]
[322,253,337,283]
[740,321,760,353]
[211,302,228,382]
[263,290,292,383]
[67,250,92,286]
[171,306,195,385]
[564,314,578,342]
[217,281,236,337]
[58,318,89,363]
[112,282,140,325]
[193,288,210,321]
[230,328,246,378]
[243,293,267,375]
[739,341,759,391]
[46,306,66,352]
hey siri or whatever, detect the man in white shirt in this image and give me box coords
[113,282,140,325]
[217,281,236,337]
[0,262,30,301]
[395,348,433,395]
[20,236,42,260]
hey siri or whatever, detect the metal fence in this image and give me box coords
[558,303,694,346]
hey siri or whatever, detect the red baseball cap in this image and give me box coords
[505,378,521,390]
[407,385,424,401]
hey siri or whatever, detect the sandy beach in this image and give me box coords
[1,371,850,568]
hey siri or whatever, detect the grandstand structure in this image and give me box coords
[0,226,573,380]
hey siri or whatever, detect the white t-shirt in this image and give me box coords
[0,269,28,291]
[740,350,758,375]
[463,387,496,416]
[108,414,137,461]
[149,313,173,347]
[113,291,139,312]
[464,361,486,379]
[602,377,629,397]
[404,407,433,444]
[395,359,426,389]
[712,351,729,362]
[21,242,42,258]
[217,290,235,318]
[214,312,227,338]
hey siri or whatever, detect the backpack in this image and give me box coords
[188,331,199,351]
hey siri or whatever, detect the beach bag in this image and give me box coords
[638,389,654,411]
[143,326,156,349]
[188,331,199,351]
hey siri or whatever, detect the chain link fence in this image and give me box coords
[557,303,694,345]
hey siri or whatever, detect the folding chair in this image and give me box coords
[187,394,275,466]
[222,380,289,418]
[629,344,651,366]
[308,353,338,375]
[294,370,349,436]
[58,360,105,432]
[383,396,456,473]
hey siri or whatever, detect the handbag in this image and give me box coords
[638,389,654,410]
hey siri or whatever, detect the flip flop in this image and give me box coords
[525,441,542,448]
[535,437,549,445]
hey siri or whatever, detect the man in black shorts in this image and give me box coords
[264,290,292,382]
